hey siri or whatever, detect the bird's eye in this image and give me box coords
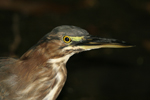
[63,36,71,43]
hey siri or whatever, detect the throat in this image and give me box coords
[43,54,73,100]
[47,53,74,64]
[43,68,66,100]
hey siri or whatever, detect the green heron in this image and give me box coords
[0,25,133,100]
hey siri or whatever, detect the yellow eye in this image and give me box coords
[63,36,71,43]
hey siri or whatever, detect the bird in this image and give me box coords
[0,25,133,100]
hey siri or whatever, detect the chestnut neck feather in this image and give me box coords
[9,41,69,99]
[14,41,67,80]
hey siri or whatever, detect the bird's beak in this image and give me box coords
[75,35,134,50]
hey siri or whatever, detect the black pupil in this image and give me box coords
[65,37,70,41]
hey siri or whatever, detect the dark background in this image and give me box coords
[0,0,150,100]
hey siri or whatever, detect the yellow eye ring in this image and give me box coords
[63,36,71,43]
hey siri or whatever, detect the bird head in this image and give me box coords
[21,25,133,61]
[16,25,133,100]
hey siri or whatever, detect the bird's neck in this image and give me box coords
[12,46,74,99]
[13,59,68,100]
[43,55,72,100]
[41,53,74,100]
[15,44,72,80]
